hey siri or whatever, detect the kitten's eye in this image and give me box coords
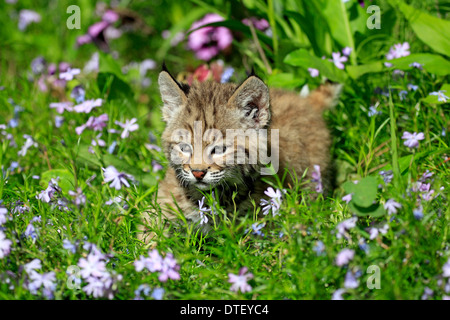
[211,145,227,155]
[178,143,192,154]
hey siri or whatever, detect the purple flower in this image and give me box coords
[407,84,419,91]
[63,239,78,254]
[31,57,46,75]
[386,42,410,60]
[429,90,449,103]
[76,114,109,135]
[443,258,450,277]
[18,10,41,30]
[398,90,408,101]
[409,62,423,70]
[228,267,253,293]
[332,288,346,300]
[342,47,352,56]
[308,68,319,78]
[368,104,382,117]
[311,165,323,193]
[68,188,87,206]
[402,131,425,148]
[384,199,402,215]
[145,144,162,152]
[54,116,64,128]
[335,249,355,267]
[336,217,357,239]
[341,193,353,204]
[331,52,347,69]
[369,224,389,240]
[242,17,270,31]
[0,231,12,259]
[197,196,211,225]
[221,67,235,83]
[188,14,233,61]
[24,259,42,274]
[36,178,61,203]
[102,166,134,190]
[73,98,103,113]
[71,85,86,104]
[102,10,119,24]
[59,68,80,81]
[115,118,139,138]
[49,102,73,114]
[28,271,57,295]
[250,222,265,237]
[158,253,181,282]
[0,206,8,225]
[379,170,394,184]
[413,206,424,220]
[78,253,107,279]
[344,270,360,289]
[313,240,325,256]
[18,134,37,157]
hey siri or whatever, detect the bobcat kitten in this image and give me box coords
[138,67,341,242]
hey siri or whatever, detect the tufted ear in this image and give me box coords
[227,76,270,128]
[158,70,189,122]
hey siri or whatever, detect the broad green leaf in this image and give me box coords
[284,49,347,82]
[40,169,75,193]
[351,176,378,208]
[395,1,450,57]
[97,72,133,101]
[349,202,386,217]
[346,62,383,79]
[267,72,305,90]
[386,53,450,76]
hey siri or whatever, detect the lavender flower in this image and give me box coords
[429,90,449,103]
[344,270,360,289]
[260,187,283,216]
[443,258,450,277]
[332,288,346,300]
[0,231,12,259]
[188,14,233,61]
[331,52,347,69]
[221,67,235,83]
[49,102,74,114]
[18,135,38,157]
[197,197,211,225]
[54,116,64,128]
[402,131,425,148]
[24,259,42,274]
[36,178,61,203]
[310,165,324,193]
[63,239,78,254]
[409,62,423,70]
[308,68,319,78]
[341,193,352,204]
[102,166,134,190]
[0,206,8,225]
[73,98,103,113]
[413,206,424,220]
[335,249,355,267]
[313,240,325,256]
[369,224,389,240]
[342,47,352,56]
[250,222,265,237]
[384,199,402,215]
[68,188,86,206]
[386,42,410,60]
[115,118,139,139]
[228,267,253,293]
[134,249,180,282]
[398,90,408,101]
[336,217,357,239]
[76,114,109,135]
[59,68,80,81]
[18,10,41,30]
[71,85,86,103]
[379,170,394,184]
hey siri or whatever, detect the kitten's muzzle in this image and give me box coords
[191,169,207,180]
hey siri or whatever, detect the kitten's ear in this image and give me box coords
[158,71,188,122]
[228,76,270,128]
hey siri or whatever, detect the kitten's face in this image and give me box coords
[158,70,270,190]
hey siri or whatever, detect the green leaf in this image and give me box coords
[346,62,383,79]
[351,176,378,208]
[386,53,450,76]
[395,1,450,57]
[284,49,347,83]
[40,169,75,193]
[267,72,305,90]
[97,72,133,101]
[349,202,386,217]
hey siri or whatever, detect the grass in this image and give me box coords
[0,0,449,300]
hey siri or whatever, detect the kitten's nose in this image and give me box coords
[191,169,206,180]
